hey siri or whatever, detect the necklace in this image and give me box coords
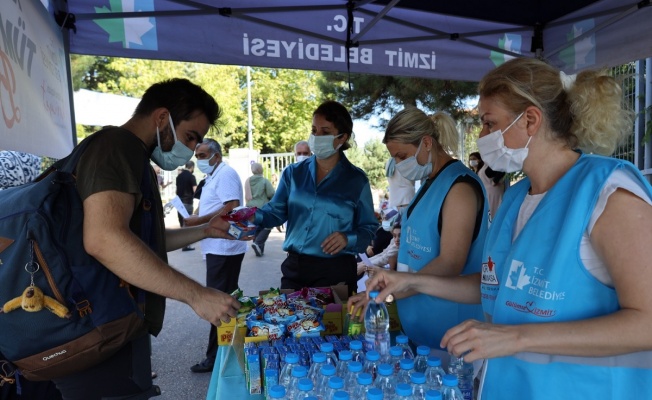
[318,163,333,172]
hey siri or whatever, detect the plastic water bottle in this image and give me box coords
[364,291,390,357]
[387,346,403,373]
[308,352,327,385]
[423,356,446,391]
[396,358,415,385]
[374,363,397,399]
[363,350,382,381]
[316,364,337,399]
[268,384,288,399]
[336,350,353,377]
[343,361,363,391]
[366,387,384,400]
[394,383,415,400]
[424,389,443,400]
[413,346,430,373]
[349,340,366,364]
[410,372,427,400]
[351,371,374,398]
[447,356,473,400]
[324,376,346,400]
[395,335,414,359]
[294,378,318,399]
[286,365,308,399]
[440,375,463,400]
[280,353,300,388]
[320,342,339,367]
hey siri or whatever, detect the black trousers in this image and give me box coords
[281,252,357,296]
[52,334,159,400]
[205,253,244,360]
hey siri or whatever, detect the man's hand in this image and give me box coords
[204,214,236,240]
[346,292,369,323]
[321,232,348,255]
[189,287,241,327]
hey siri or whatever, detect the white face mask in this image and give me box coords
[308,134,342,159]
[196,153,217,174]
[477,112,529,173]
[469,160,478,168]
[394,138,432,181]
[296,155,310,163]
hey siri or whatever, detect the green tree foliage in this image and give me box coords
[346,138,389,190]
[318,72,479,127]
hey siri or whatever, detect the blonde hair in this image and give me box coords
[478,58,632,155]
[383,107,459,155]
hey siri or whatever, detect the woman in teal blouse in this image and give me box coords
[253,101,378,294]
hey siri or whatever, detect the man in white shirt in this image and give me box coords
[185,139,247,373]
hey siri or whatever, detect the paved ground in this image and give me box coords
[150,213,284,399]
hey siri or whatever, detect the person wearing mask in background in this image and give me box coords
[251,100,378,294]
[245,162,275,256]
[357,210,401,275]
[294,140,311,162]
[385,157,415,210]
[348,107,488,361]
[468,151,505,220]
[365,57,652,400]
[175,161,197,250]
[362,208,394,259]
[184,139,247,374]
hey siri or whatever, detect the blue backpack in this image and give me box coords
[0,134,154,381]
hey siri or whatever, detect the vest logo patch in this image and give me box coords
[481,256,499,285]
[506,259,531,290]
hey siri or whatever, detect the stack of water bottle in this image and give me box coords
[267,291,474,400]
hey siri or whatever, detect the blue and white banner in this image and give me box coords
[0,0,73,158]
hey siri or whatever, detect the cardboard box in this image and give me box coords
[227,221,256,239]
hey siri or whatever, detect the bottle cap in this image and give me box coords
[389,346,403,356]
[312,352,327,363]
[292,365,307,377]
[400,358,415,370]
[320,364,336,376]
[410,371,426,384]
[268,385,286,398]
[365,350,380,361]
[297,378,313,391]
[285,353,299,364]
[349,340,363,350]
[426,355,442,367]
[369,290,379,299]
[396,383,412,396]
[357,372,373,385]
[396,335,409,344]
[416,345,430,356]
[366,388,383,400]
[320,342,334,352]
[328,376,344,389]
[425,389,443,400]
[348,361,363,372]
[377,363,393,376]
[338,350,352,361]
[443,374,458,387]
[333,391,350,400]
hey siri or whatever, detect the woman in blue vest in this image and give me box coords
[367,57,652,399]
[350,108,488,357]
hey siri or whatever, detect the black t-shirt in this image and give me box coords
[175,170,197,204]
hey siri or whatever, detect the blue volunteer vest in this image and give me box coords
[397,161,487,348]
[480,154,652,400]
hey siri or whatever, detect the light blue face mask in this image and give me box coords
[196,153,217,174]
[308,133,343,159]
[394,138,432,181]
[151,114,194,171]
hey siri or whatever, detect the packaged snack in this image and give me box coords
[222,207,258,239]
[247,320,285,340]
[287,316,326,338]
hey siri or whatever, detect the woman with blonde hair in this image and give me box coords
[349,107,488,357]
[365,57,652,399]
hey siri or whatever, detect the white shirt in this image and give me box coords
[199,162,248,255]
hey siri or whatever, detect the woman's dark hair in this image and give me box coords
[313,100,354,151]
[469,151,484,172]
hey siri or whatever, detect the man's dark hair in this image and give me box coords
[185,161,195,169]
[133,78,221,128]
[202,138,222,156]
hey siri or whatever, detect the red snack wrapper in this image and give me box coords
[221,206,257,222]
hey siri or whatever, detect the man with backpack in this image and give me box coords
[50,78,240,399]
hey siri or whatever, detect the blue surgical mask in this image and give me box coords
[151,114,194,171]
[308,133,343,159]
[394,138,432,181]
[196,154,217,174]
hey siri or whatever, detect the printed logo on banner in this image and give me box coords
[94,0,158,50]
[489,34,522,67]
[559,19,596,70]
